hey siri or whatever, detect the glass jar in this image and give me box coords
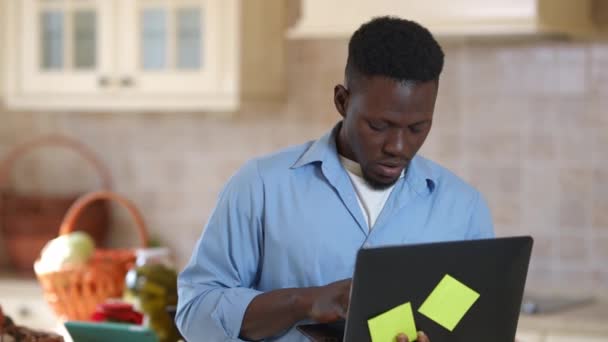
[124,247,180,342]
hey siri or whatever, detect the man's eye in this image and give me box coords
[368,122,385,131]
[409,123,427,134]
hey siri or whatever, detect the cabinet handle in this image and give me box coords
[98,76,111,87]
[120,77,135,87]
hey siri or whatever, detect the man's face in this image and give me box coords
[334,76,437,189]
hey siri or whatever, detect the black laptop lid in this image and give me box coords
[343,236,533,342]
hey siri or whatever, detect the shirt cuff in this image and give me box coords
[211,287,263,339]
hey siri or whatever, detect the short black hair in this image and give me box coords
[346,16,444,86]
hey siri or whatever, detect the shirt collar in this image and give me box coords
[291,123,339,169]
[291,122,437,195]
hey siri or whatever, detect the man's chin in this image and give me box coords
[362,173,400,190]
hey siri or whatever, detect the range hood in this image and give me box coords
[288,0,608,39]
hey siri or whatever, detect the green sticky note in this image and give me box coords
[367,302,417,342]
[418,274,480,331]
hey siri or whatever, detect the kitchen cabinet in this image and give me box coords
[3,0,240,111]
[288,0,608,39]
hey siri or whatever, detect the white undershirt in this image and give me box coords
[339,156,403,230]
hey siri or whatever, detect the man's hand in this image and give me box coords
[305,280,433,342]
[240,279,352,340]
[397,331,430,342]
[308,278,352,323]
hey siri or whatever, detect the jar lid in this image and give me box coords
[135,247,172,266]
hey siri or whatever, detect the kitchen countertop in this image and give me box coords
[1,275,607,339]
[518,298,608,336]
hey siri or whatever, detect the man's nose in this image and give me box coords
[382,129,407,157]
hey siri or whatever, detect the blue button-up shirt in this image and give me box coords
[176,124,494,341]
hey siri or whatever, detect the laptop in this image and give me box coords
[297,236,533,342]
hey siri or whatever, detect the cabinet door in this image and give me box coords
[118,0,239,110]
[20,0,114,94]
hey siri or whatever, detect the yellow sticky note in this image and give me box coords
[367,302,417,342]
[418,274,480,331]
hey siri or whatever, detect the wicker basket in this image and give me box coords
[35,191,149,321]
[0,135,113,275]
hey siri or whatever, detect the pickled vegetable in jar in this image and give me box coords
[124,247,180,342]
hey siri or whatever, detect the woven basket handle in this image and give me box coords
[0,134,112,189]
[59,191,149,247]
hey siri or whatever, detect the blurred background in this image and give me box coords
[0,0,607,341]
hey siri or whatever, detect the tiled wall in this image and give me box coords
[0,37,607,293]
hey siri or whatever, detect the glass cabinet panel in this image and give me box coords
[38,1,99,71]
[40,10,64,69]
[177,7,202,69]
[141,8,167,70]
[73,10,96,69]
[139,2,204,71]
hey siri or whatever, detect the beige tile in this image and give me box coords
[435,129,463,163]
[524,132,556,161]
[461,96,526,132]
[559,167,592,196]
[559,197,591,229]
[592,201,608,230]
[555,45,588,96]
[486,191,521,227]
[466,164,521,195]
[433,96,462,130]
[494,224,524,237]
[521,164,559,229]
[558,234,590,264]
[524,264,555,291]
[463,131,521,164]
[552,100,595,164]
[590,44,608,96]
[529,234,558,264]
[585,98,608,127]
[461,43,553,97]
[553,268,594,293]
[593,127,608,164]
[591,235,608,264]
[524,100,558,133]
[418,134,439,159]
[554,97,594,129]
[517,45,559,95]
[590,268,608,292]
[558,167,592,228]
[0,112,41,145]
[556,131,594,164]
[592,168,608,228]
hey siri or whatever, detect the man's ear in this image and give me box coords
[334,84,350,119]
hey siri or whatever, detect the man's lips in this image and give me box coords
[375,162,406,178]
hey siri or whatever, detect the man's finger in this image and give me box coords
[396,333,409,342]
[334,304,347,319]
[417,331,430,342]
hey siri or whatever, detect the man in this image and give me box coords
[176,16,494,341]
